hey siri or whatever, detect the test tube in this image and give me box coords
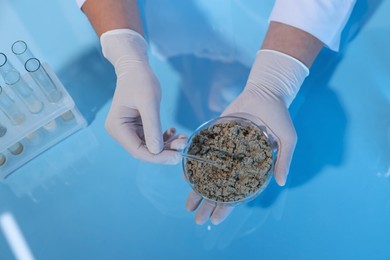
[26,131,41,145]
[0,86,26,125]
[60,110,74,122]
[43,119,58,132]
[25,58,63,103]
[11,40,34,65]
[8,142,24,155]
[0,153,6,166]
[0,53,43,114]
[0,123,7,137]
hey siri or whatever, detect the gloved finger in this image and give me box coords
[163,128,176,142]
[133,119,145,141]
[173,134,188,140]
[134,141,182,164]
[139,103,164,154]
[273,137,296,186]
[210,205,234,225]
[112,120,181,164]
[167,138,187,151]
[220,95,241,117]
[136,146,182,164]
[164,135,188,151]
[194,201,217,225]
[186,190,202,212]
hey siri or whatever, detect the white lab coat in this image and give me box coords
[76,0,356,51]
[270,0,356,51]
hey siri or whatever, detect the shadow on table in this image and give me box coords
[248,0,384,208]
[141,0,380,212]
[7,0,116,124]
[47,0,386,227]
[56,48,116,124]
[168,55,249,130]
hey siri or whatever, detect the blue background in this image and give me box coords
[0,0,389,259]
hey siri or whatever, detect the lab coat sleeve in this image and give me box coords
[269,0,356,51]
[76,0,86,9]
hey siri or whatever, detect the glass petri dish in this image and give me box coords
[182,114,277,206]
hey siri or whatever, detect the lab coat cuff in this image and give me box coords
[76,0,86,9]
[269,0,356,51]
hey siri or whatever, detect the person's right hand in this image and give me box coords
[101,29,186,164]
[185,50,310,225]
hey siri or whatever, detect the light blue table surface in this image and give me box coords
[0,1,389,259]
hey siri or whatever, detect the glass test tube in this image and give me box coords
[0,86,26,125]
[61,110,74,122]
[25,58,62,103]
[12,40,34,65]
[0,153,6,166]
[43,119,58,132]
[0,53,43,114]
[8,142,24,155]
[26,130,41,145]
[0,123,7,137]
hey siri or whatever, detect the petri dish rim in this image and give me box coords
[182,115,277,206]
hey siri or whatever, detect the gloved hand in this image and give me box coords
[186,49,309,225]
[101,29,186,164]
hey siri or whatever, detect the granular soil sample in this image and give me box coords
[185,120,273,203]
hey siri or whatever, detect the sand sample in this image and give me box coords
[185,120,273,203]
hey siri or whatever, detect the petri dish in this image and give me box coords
[182,114,277,206]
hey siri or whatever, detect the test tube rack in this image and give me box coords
[0,63,86,179]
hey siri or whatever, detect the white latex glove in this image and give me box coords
[101,29,186,164]
[186,49,309,225]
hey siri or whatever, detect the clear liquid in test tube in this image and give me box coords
[8,142,24,155]
[0,153,6,166]
[25,58,62,103]
[11,40,34,65]
[0,86,26,125]
[0,53,43,114]
[0,123,7,137]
